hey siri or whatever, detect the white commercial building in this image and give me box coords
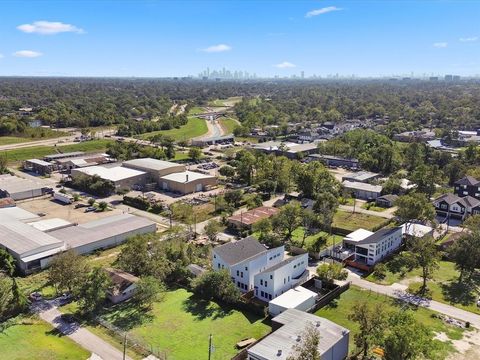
[343,227,403,266]
[71,165,147,189]
[247,309,349,360]
[159,170,217,194]
[212,237,285,293]
[0,174,50,200]
[253,253,309,302]
[268,286,317,316]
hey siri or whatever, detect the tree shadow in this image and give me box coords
[182,295,232,320]
[99,303,155,331]
[441,276,479,307]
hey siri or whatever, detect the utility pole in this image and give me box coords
[208,334,213,360]
[123,333,127,360]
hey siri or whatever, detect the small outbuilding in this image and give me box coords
[268,286,318,316]
[159,170,216,194]
[105,268,139,304]
[376,194,399,208]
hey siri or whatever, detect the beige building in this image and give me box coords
[71,165,147,189]
[159,170,217,194]
[122,158,185,182]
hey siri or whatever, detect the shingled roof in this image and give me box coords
[455,176,480,186]
[213,236,267,266]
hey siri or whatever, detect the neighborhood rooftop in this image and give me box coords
[355,227,401,245]
[213,236,267,266]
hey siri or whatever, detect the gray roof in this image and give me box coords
[0,174,47,194]
[377,194,399,202]
[343,180,382,193]
[356,227,401,245]
[44,152,85,161]
[49,214,155,249]
[455,176,480,186]
[0,216,64,258]
[342,171,379,182]
[248,309,349,360]
[258,254,305,275]
[213,236,267,266]
[123,158,183,171]
[25,159,52,166]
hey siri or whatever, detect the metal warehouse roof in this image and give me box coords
[44,152,85,161]
[0,217,64,258]
[74,165,146,182]
[248,308,349,360]
[0,174,47,194]
[49,214,155,249]
[0,206,39,221]
[159,170,215,183]
[28,218,72,232]
[25,159,52,166]
[123,158,183,171]
[342,180,382,193]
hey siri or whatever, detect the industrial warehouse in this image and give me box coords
[0,206,157,274]
[70,157,217,194]
[0,174,52,200]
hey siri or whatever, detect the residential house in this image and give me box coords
[342,227,403,266]
[454,176,480,199]
[297,130,321,143]
[247,309,349,360]
[105,268,139,304]
[253,254,309,302]
[432,193,480,220]
[212,237,285,293]
[376,194,398,208]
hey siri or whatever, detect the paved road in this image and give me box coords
[339,204,394,219]
[33,300,132,360]
[347,271,480,328]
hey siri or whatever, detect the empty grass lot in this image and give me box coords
[332,210,389,232]
[219,118,239,134]
[0,316,89,360]
[94,288,270,360]
[290,227,343,250]
[140,117,208,142]
[367,259,480,315]
[315,286,464,359]
[1,139,114,163]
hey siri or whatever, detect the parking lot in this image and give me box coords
[17,197,124,224]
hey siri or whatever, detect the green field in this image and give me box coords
[367,259,480,315]
[1,139,114,163]
[219,118,239,134]
[332,210,389,232]
[0,316,89,360]
[0,136,43,146]
[315,286,464,358]
[92,288,269,360]
[140,117,208,142]
[290,227,343,250]
[208,96,242,107]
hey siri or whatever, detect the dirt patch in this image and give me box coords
[398,276,423,286]
[447,329,480,359]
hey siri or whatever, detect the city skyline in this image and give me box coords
[0,1,479,77]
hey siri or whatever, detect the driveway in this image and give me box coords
[32,299,132,360]
[347,270,480,328]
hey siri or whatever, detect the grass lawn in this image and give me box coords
[0,136,42,146]
[92,288,269,360]
[360,203,386,212]
[219,118,239,134]
[290,227,343,250]
[208,96,242,107]
[366,258,480,315]
[1,139,114,163]
[188,106,205,115]
[316,286,464,359]
[0,316,89,360]
[140,117,208,142]
[332,210,389,232]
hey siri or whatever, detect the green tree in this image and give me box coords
[286,322,321,360]
[78,267,111,315]
[48,250,89,295]
[382,311,436,360]
[448,231,480,282]
[394,193,435,234]
[409,236,439,292]
[188,147,202,162]
[98,201,108,211]
[348,301,388,358]
[134,276,165,310]
[313,191,339,234]
[192,270,241,304]
[88,198,96,206]
[316,263,348,284]
[224,189,244,208]
[218,165,235,178]
[204,219,221,242]
[272,201,303,241]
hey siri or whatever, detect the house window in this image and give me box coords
[213,255,216,258]
[270,275,273,280]
[236,270,239,276]
[269,257,272,260]
[265,281,268,287]
[217,264,220,269]
[268,294,272,300]
[241,272,243,278]
[260,279,263,285]
[245,267,248,271]
[284,278,286,284]
[261,291,264,297]
[237,281,240,287]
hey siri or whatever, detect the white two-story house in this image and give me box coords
[212,237,285,293]
[342,227,403,266]
[253,253,309,302]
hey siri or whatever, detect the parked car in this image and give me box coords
[60,314,76,323]
[29,292,42,302]
[84,206,96,213]
[74,203,87,209]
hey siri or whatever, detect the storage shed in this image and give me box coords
[268,286,318,316]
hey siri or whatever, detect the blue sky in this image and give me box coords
[0,0,479,77]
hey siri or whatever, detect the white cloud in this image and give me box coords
[13,50,43,58]
[274,61,296,69]
[17,21,84,35]
[433,42,448,48]
[459,36,478,42]
[201,44,232,53]
[306,6,342,18]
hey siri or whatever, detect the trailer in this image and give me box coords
[53,192,74,204]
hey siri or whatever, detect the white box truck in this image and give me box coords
[53,192,74,204]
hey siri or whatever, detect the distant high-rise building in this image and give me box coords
[445,74,453,81]
[301,71,305,79]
